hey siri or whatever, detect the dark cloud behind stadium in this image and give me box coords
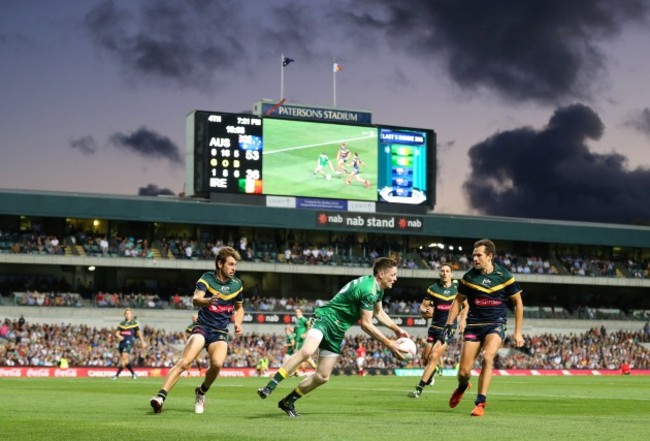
[464,104,650,224]
[340,0,650,103]
[138,184,175,197]
[108,127,182,165]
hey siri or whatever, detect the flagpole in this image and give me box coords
[281,52,285,100]
[333,60,337,107]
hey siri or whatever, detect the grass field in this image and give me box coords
[1,375,648,440]
[262,118,378,200]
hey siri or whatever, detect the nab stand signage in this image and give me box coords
[316,212,423,231]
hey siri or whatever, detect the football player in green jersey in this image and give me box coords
[258,257,408,417]
[150,246,244,415]
[444,239,524,417]
[313,152,336,178]
[294,307,317,374]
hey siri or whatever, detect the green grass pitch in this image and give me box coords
[262,118,378,201]
[1,375,648,440]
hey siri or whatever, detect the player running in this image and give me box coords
[150,246,244,415]
[407,264,467,398]
[257,257,408,417]
[336,143,351,174]
[443,239,524,417]
[345,152,370,188]
[313,152,336,178]
[113,308,147,380]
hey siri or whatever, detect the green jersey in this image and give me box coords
[318,154,330,167]
[284,333,296,355]
[314,275,382,336]
[294,316,310,341]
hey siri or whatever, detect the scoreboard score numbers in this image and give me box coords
[187,110,436,210]
[204,113,263,194]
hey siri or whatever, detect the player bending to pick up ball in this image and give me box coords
[257,257,408,417]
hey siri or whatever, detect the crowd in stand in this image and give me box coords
[500,326,650,370]
[2,228,648,278]
[4,290,648,322]
[1,317,648,370]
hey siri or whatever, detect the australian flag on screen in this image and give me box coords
[282,57,295,67]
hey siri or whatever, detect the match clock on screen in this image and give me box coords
[206,113,263,194]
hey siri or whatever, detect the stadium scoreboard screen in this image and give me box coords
[187,110,436,210]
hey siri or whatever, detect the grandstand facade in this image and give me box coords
[1,188,649,328]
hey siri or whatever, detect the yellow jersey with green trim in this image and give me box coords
[425,282,458,328]
[196,271,243,331]
[458,263,521,325]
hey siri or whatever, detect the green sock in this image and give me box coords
[267,367,289,391]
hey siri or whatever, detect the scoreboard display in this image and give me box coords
[201,113,263,194]
[186,110,436,209]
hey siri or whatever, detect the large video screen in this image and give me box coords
[187,111,435,208]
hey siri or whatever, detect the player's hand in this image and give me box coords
[141,341,147,349]
[234,324,243,335]
[420,306,434,318]
[513,333,524,348]
[388,340,406,361]
[441,324,455,345]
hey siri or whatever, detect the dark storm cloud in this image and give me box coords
[84,0,246,89]
[344,0,650,103]
[463,103,650,224]
[70,135,98,155]
[625,107,650,139]
[138,184,175,196]
[108,127,182,165]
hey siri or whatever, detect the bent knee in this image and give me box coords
[313,373,330,384]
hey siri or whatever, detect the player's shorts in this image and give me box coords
[118,341,133,354]
[426,326,444,344]
[191,325,229,348]
[463,323,506,343]
[311,315,345,354]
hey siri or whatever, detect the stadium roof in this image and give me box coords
[1,188,648,247]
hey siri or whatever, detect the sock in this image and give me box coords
[126,363,135,375]
[458,382,469,393]
[283,388,304,405]
[475,394,487,405]
[416,380,427,392]
[157,389,168,402]
[198,383,209,395]
[267,367,289,391]
[115,367,123,376]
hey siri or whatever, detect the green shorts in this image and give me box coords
[311,315,347,354]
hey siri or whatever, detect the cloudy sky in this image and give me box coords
[2,0,650,225]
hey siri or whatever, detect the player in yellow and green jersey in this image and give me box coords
[408,264,468,398]
[150,247,244,415]
[113,308,147,380]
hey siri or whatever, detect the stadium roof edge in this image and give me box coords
[0,188,648,247]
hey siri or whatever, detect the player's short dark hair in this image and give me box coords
[474,238,496,257]
[372,257,398,275]
[215,246,241,269]
[440,263,453,272]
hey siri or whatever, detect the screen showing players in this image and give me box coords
[188,111,434,207]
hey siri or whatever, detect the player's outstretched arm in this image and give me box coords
[360,309,405,360]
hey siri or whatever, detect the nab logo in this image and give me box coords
[482,278,492,286]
